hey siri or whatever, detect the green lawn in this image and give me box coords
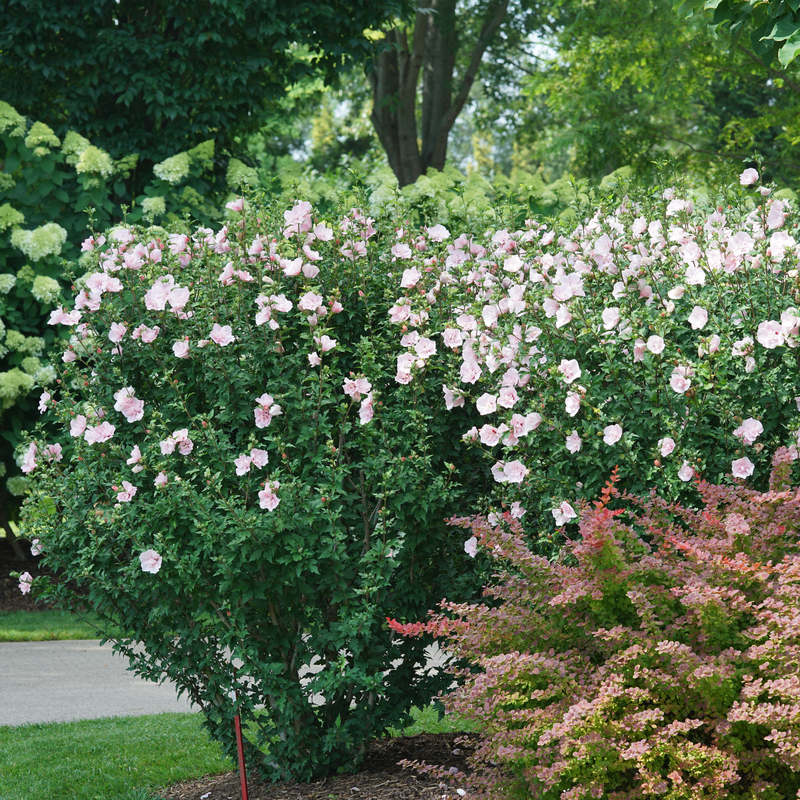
[0,608,111,641]
[0,706,478,800]
[0,713,232,800]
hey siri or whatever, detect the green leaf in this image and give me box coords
[778,28,800,63]
[761,13,800,40]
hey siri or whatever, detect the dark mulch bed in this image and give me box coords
[157,732,476,800]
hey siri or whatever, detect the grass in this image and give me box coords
[0,712,233,800]
[0,705,479,800]
[0,608,112,641]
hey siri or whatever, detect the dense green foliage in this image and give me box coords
[0,0,410,172]
[20,194,492,780]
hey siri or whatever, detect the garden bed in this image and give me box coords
[158,731,475,800]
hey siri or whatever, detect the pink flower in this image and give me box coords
[172,429,193,455]
[139,549,162,574]
[552,501,577,527]
[30,539,43,556]
[504,459,529,483]
[21,442,37,474]
[498,386,519,409]
[234,454,253,475]
[109,322,127,343]
[43,443,62,463]
[479,424,507,446]
[359,392,375,425]
[740,168,759,186]
[565,392,581,417]
[298,291,324,313]
[18,571,32,594]
[558,359,581,384]
[209,323,235,346]
[226,197,245,212]
[283,201,312,237]
[687,306,708,330]
[464,537,478,558]
[343,377,372,401]
[254,392,282,428]
[113,387,145,423]
[633,339,646,362]
[84,422,115,444]
[414,337,436,360]
[308,352,321,366]
[172,339,190,358]
[733,418,763,445]
[400,267,421,288]
[443,328,463,348]
[601,307,620,330]
[442,385,465,410]
[63,350,77,363]
[757,320,785,349]
[116,481,137,502]
[127,445,143,471]
[313,334,337,353]
[70,415,87,437]
[670,366,692,394]
[258,481,281,511]
[154,471,168,487]
[678,461,695,481]
[250,448,269,468]
[658,437,676,457]
[603,424,623,445]
[391,243,413,260]
[732,456,755,478]
[38,391,51,414]
[566,430,582,453]
[476,393,497,415]
[646,335,665,354]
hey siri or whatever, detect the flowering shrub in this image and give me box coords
[391,455,800,799]
[382,171,800,541]
[0,101,253,526]
[20,196,492,780]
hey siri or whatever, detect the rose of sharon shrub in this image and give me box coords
[383,172,800,540]
[19,197,492,781]
[391,453,800,799]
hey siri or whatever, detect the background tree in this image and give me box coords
[509,0,800,187]
[367,0,565,187]
[0,0,411,190]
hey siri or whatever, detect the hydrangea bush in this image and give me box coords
[391,454,800,799]
[20,196,492,780]
[380,169,800,543]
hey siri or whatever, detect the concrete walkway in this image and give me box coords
[0,639,450,728]
[0,639,196,727]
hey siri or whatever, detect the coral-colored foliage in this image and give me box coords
[396,459,800,799]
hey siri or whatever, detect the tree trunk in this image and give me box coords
[369,0,509,187]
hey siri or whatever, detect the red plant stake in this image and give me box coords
[234,713,249,800]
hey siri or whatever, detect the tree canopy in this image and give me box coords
[0,0,410,165]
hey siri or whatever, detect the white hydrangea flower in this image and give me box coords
[61,130,91,166]
[24,121,60,150]
[226,158,258,188]
[76,145,113,178]
[0,204,25,234]
[142,196,166,222]
[6,476,32,496]
[31,275,62,304]
[34,364,58,385]
[0,101,27,138]
[154,152,191,184]
[10,222,68,261]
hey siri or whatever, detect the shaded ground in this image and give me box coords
[157,732,476,800]
[0,536,51,612]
